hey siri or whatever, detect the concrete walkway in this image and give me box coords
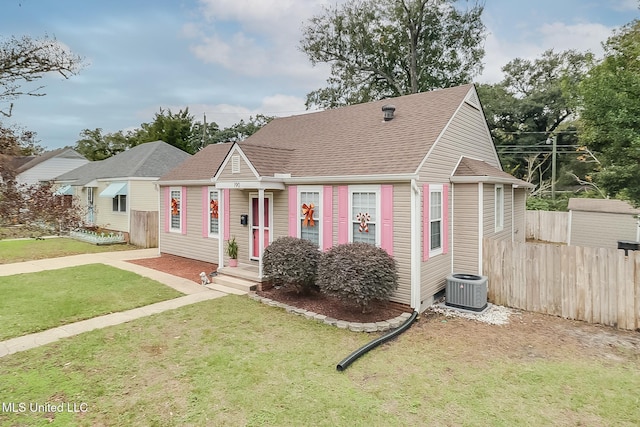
[0,249,246,358]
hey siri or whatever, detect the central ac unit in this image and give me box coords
[445,273,488,312]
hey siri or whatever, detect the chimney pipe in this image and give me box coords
[382,104,396,121]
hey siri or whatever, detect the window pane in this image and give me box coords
[352,192,376,221]
[112,197,118,212]
[430,220,441,250]
[120,195,127,212]
[301,219,320,245]
[210,191,219,234]
[430,191,441,220]
[352,191,377,245]
[353,223,376,244]
[300,192,320,246]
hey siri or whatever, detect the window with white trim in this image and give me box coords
[495,184,504,231]
[430,186,443,254]
[209,189,219,236]
[351,188,378,245]
[170,187,182,232]
[112,195,126,212]
[299,190,320,247]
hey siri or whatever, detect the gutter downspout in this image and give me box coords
[218,188,224,268]
[155,182,161,255]
[478,183,484,275]
[410,179,421,310]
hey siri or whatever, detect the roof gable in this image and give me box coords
[453,157,533,187]
[55,141,190,185]
[15,148,86,174]
[239,84,475,177]
[160,142,233,181]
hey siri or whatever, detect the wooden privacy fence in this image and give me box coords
[525,210,569,243]
[130,210,158,248]
[483,238,640,330]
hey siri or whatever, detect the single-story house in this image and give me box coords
[157,84,532,311]
[12,147,89,186]
[55,141,190,245]
[568,198,640,249]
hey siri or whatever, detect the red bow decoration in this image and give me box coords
[210,199,219,219]
[171,198,179,216]
[356,212,370,232]
[302,203,315,227]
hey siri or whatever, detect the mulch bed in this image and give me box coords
[127,253,217,284]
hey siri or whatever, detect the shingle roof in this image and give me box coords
[568,198,640,215]
[160,142,233,181]
[237,84,475,177]
[56,141,191,185]
[15,148,86,173]
[453,157,533,187]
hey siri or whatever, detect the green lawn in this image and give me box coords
[0,264,182,340]
[1,296,639,426]
[0,238,138,264]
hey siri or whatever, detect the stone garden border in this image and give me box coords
[248,293,412,333]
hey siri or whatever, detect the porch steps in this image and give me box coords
[205,282,249,295]
[216,266,261,282]
[212,275,258,293]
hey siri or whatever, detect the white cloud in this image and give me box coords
[184,0,334,84]
[478,21,614,84]
[538,22,612,54]
[611,0,638,11]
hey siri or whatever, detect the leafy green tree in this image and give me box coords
[579,19,640,205]
[477,49,594,189]
[135,108,195,153]
[0,35,85,117]
[74,128,136,161]
[189,114,274,150]
[300,0,486,108]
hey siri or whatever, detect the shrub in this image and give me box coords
[262,237,321,294]
[317,242,398,313]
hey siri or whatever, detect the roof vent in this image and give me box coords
[382,104,396,121]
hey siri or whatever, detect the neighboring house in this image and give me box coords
[157,84,532,311]
[568,198,640,249]
[55,141,191,245]
[13,148,89,186]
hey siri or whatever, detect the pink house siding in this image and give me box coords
[337,186,349,244]
[288,186,298,237]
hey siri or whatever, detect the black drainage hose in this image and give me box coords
[336,310,419,372]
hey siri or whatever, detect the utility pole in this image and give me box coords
[551,134,557,199]
[202,113,207,149]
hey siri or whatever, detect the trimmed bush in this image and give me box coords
[262,237,321,293]
[317,242,398,313]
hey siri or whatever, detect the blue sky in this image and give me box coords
[1,0,638,150]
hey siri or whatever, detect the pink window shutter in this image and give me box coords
[380,185,393,256]
[322,186,333,250]
[223,189,230,241]
[288,186,298,237]
[422,184,429,262]
[163,187,170,232]
[181,187,187,235]
[202,187,209,238]
[443,184,449,254]
[337,186,349,244]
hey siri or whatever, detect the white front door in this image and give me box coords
[249,193,272,260]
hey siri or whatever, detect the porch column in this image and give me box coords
[258,188,265,279]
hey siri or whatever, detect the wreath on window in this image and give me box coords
[356,212,370,233]
[301,203,315,227]
[210,199,219,219]
[171,198,179,216]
